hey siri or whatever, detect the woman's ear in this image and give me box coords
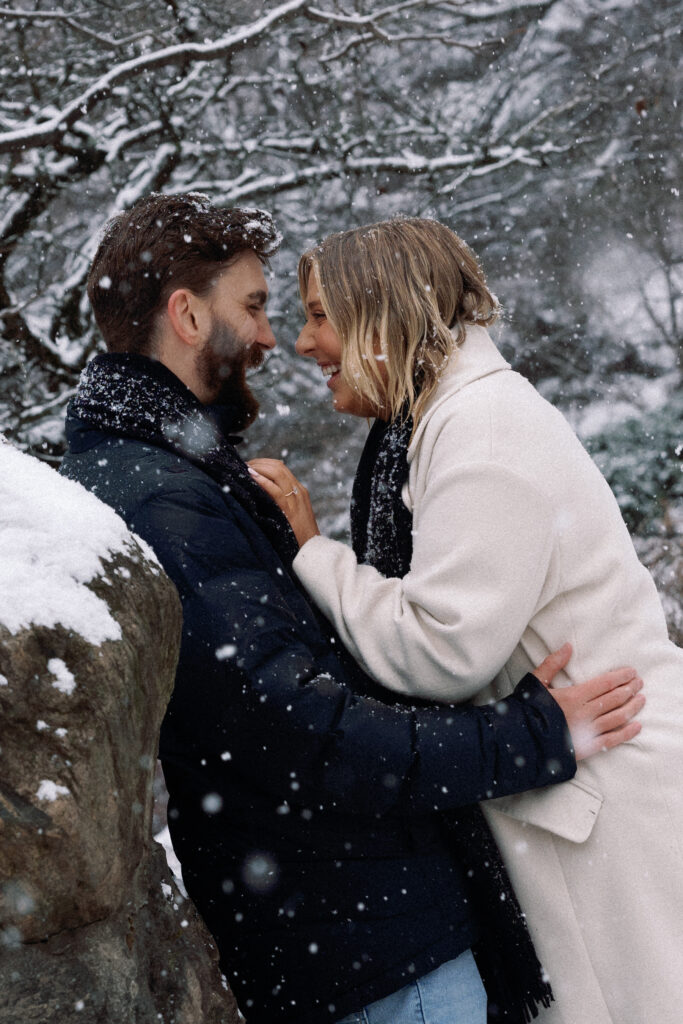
[166,288,209,348]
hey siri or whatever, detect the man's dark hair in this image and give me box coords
[86,192,281,354]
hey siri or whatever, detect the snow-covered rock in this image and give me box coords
[0,442,239,1024]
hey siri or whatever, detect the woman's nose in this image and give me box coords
[295,324,315,357]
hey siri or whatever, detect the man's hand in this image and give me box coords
[248,458,321,548]
[533,643,644,761]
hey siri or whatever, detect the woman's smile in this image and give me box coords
[296,273,378,416]
[320,362,341,385]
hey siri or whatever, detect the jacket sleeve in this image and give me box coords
[293,444,556,702]
[130,474,574,818]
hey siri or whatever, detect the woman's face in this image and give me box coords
[295,273,380,417]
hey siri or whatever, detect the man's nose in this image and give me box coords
[257,315,276,350]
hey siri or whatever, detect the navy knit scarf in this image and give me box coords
[69,352,300,566]
[351,414,553,1024]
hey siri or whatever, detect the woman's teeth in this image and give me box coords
[321,364,341,378]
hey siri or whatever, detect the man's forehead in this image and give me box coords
[216,251,269,297]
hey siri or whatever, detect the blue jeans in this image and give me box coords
[335,949,487,1024]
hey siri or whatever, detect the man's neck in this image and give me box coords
[154,334,210,404]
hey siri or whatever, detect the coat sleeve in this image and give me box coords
[129,473,573,818]
[293,440,556,702]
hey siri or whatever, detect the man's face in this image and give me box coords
[195,251,276,429]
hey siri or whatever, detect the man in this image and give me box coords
[59,193,588,1024]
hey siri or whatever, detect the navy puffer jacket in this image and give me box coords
[61,416,575,1024]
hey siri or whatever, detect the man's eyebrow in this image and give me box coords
[247,290,267,305]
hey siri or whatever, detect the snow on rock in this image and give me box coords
[48,658,76,695]
[0,438,148,644]
[36,779,71,802]
[0,456,235,1021]
[154,825,187,897]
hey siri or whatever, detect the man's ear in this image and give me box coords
[166,288,209,348]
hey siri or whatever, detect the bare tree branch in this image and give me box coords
[183,139,569,205]
[0,0,310,155]
[0,6,149,48]
[322,26,492,60]
[448,0,558,21]
[1,0,679,477]
[306,0,451,27]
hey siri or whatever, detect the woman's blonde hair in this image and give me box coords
[298,217,499,427]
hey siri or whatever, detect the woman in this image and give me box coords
[249,218,683,1024]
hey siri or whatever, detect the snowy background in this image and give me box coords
[1,0,680,627]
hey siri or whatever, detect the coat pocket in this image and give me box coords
[484,773,604,844]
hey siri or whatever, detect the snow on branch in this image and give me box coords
[0,0,512,146]
[0,190,38,243]
[454,0,558,21]
[184,143,551,205]
[589,23,681,82]
[186,164,341,203]
[105,121,165,163]
[366,30,493,51]
[0,0,310,155]
[311,0,491,60]
[321,31,377,62]
[346,149,491,173]
[322,26,490,61]
[0,6,148,48]
[506,23,681,148]
[111,144,180,210]
[306,0,447,27]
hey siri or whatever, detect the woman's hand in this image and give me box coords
[248,458,321,548]
[533,643,644,761]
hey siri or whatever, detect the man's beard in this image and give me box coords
[196,317,263,432]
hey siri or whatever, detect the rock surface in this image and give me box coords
[0,444,240,1024]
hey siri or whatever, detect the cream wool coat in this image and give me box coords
[293,325,683,1024]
